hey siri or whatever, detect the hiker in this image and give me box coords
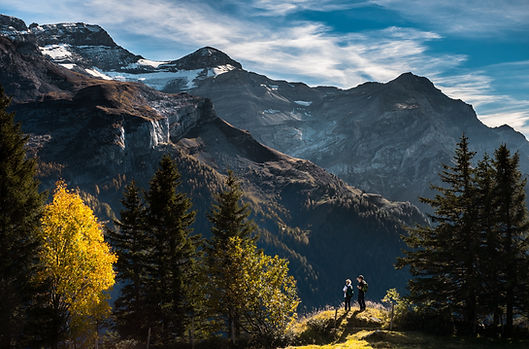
[343,279,354,311]
[357,275,368,311]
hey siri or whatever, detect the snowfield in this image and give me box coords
[99,63,238,91]
[39,44,73,61]
[104,69,203,90]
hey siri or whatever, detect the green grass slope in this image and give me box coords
[285,304,528,349]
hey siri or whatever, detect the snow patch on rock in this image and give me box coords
[39,44,73,61]
[294,100,312,107]
[84,68,112,80]
[59,63,76,69]
[395,103,418,110]
[211,64,237,77]
[260,84,280,92]
[116,125,126,149]
[137,58,168,68]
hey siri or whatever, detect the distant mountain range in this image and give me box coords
[0,14,427,308]
[4,14,526,211]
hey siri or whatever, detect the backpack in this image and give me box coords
[361,281,368,293]
[346,285,353,297]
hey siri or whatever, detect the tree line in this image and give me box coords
[398,135,529,337]
[108,157,299,348]
[0,86,299,348]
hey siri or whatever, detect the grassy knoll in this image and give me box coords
[285,304,528,349]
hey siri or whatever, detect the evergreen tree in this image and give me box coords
[0,85,45,347]
[492,145,529,336]
[144,155,199,345]
[207,170,257,344]
[397,135,481,335]
[474,154,502,332]
[107,180,150,339]
[208,170,256,244]
[399,138,529,336]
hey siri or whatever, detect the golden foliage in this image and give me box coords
[38,180,117,320]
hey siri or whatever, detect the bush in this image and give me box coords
[399,306,454,335]
[381,289,453,335]
[102,331,140,349]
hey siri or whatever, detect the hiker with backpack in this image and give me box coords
[343,279,354,311]
[357,275,368,311]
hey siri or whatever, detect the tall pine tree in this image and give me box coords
[474,154,503,333]
[145,155,199,345]
[107,180,150,339]
[493,145,529,336]
[207,170,257,344]
[0,85,45,347]
[208,170,255,244]
[399,138,529,336]
[397,135,481,335]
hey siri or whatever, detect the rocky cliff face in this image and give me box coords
[0,27,424,307]
[30,22,117,47]
[0,36,86,102]
[0,14,30,41]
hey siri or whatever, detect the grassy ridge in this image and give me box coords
[285,304,528,349]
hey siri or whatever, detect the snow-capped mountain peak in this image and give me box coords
[0,15,243,91]
[163,46,243,71]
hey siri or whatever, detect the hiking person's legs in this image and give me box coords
[344,296,351,311]
[358,292,366,310]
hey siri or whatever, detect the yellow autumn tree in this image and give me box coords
[38,181,117,345]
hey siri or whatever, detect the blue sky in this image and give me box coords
[2,0,529,136]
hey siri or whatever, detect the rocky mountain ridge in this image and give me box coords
[7,15,526,208]
[186,67,529,209]
[0,15,240,90]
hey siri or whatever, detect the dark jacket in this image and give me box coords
[358,280,367,296]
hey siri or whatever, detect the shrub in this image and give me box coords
[102,331,140,349]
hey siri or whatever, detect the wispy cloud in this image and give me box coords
[246,0,367,15]
[370,0,529,37]
[480,108,529,137]
[433,72,496,108]
[225,24,459,87]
